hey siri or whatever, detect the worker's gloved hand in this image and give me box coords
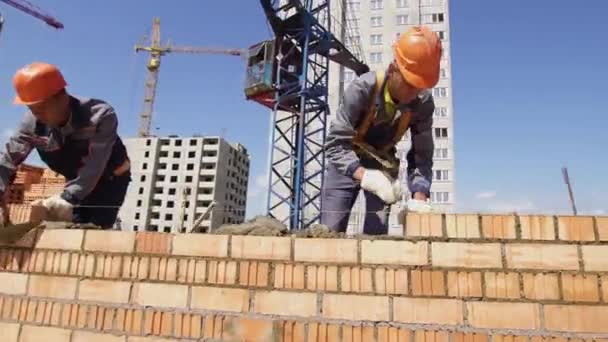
[361,169,399,204]
[406,198,433,213]
[391,179,403,202]
[32,194,73,222]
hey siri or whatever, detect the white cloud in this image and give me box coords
[591,209,606,216]
[475,191,497,199]
[248,173,268,198]
[246,173,269,219]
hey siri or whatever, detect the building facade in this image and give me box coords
[328,0,456,234]
[118,136,250,233]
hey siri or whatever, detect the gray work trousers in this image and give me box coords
[320,165,390,235]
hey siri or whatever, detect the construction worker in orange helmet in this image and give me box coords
[0,62,131,229]
[322,26,442,234]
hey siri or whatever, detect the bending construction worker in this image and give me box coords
[322,26,441,234]
[0,62,131,229]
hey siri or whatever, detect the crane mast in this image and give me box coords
[135,17,245,137]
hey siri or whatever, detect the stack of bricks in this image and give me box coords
[5,164,44,205]
[0,213,606,341]
[22,169,65,204]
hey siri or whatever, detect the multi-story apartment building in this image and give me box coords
[328,0,456,234]
[118,136,250,233]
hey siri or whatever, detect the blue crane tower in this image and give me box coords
[244,0,368,230]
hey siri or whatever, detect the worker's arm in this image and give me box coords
[406,93,435,198]
[325,73,374,178]
[0,114,35,197]
[61,103,118,204]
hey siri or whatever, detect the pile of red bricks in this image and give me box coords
[0,213,606,341]
[5,164,65,205]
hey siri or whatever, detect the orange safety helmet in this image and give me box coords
[13,62,67,105]
[393,26,442,89]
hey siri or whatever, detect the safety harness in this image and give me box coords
[352,71,413,173]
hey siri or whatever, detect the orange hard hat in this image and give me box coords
[393,26,442,89]
[13,62,67,105]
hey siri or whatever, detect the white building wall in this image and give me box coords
[118,136,250,233]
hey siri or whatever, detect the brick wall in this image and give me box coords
[0,213,606,341]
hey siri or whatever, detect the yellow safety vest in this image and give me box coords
[352,71,413,172]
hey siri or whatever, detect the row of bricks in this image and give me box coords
[0,279,608,332]
[6,323,608,342]
[9,229,608,270]
[3,248,608,303]
[1,299,608,342]
[408,214,608,242]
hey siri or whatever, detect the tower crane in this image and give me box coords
[0,0,63,29]
[135,17,245,137]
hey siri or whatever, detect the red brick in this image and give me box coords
[172,234,228,257]
[446,214,480,238]
[506,244,579,270]
[341,267,374,293]
[452,332,488,342]
[78,279,131,304]
[132,283,188,308]
[597,217,608,241]
[522,273,560,300]
[36,229,84,250]
[191,286,249,312]
[519,215,556,240]
[375,268,408,295]
[467,302,541,329]
[411,270,446,296]
[306,265,338,292]
[231,236,291,260]
[84,230,135,253]
[414,330,449,342]
[582,246,608,271]
[561,274,599,302]
[544,305,608,333]
[447,271,482,298]
[393,298,463,325]
[0,272,28,295]
[275,263,305,289]
[481,215,517,239]
[432,242,502,268]
[484,272,520,299]
[0,322,19,341]
[362,240,428,265]
[135,232,171,254]
[601,276,608,302]
[28,275,77,299]
[137,257,150,280]
[222,317,277,341]
[295,238,357,263]
[323,294,388,321]
[193,260,205,284]
[20,325,71,342]
[377,326,410,342]
[558,216,596,241]
[281,321,306,342]
[255,290,316,316]
[73,330,125,342]
[406,213,443,237]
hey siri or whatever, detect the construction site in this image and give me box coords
[0,0,606,341]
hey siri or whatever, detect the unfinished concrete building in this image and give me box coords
[118,136,250,233]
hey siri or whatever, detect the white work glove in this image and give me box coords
[406,198,433,213]
[32,194,73,222]
[360,169,399,204]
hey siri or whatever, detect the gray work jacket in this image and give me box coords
[325,70,435,196]
[0,96,129,204]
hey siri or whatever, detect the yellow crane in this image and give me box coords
[135,17,245,137]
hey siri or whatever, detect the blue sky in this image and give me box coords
[0,0,605,217]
